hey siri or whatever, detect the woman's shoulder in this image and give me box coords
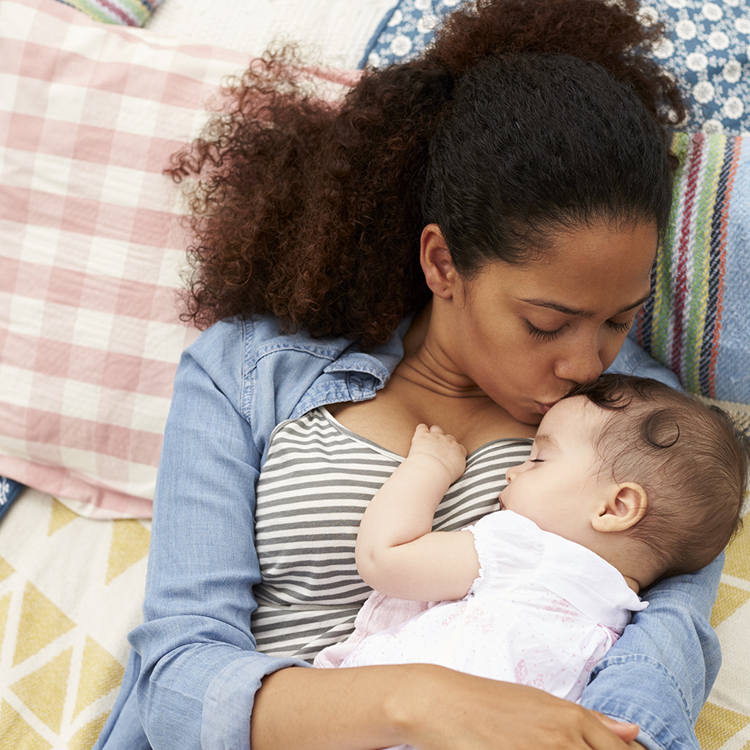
[186,315,335,359]
[179,315,410,426]
[186,315,408,371]
[181,316,354,381]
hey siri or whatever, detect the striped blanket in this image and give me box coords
[633,133,749,404]
[57,0,159,25]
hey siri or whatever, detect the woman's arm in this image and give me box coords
[253,663,642,750]
[598,337,723,750]
[355,424,481,601]
[579,557,723,750]
[129,321,311,750]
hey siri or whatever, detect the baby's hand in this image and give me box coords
[408,424,467,485]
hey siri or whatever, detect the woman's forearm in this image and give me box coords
[251,665,411,750]
[251,663,641,750]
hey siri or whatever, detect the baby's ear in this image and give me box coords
[592,483,648,533]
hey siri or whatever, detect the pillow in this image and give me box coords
[360,0,458,68]
[56,0,162,26]
[144,0,398,70]
[639,0,750,136]
[361,0,750,135]
[630,132,750,404]
[0,0,356,519]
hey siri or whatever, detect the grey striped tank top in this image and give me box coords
[251,406,533,663]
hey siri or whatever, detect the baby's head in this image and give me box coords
[501,374,748,587]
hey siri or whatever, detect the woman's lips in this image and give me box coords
[537,401,557,416]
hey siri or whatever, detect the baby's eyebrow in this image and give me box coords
[533,433,558,450]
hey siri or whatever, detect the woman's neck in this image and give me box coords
[387,343,536,447]
[328,303,536,455]
[397,301,487,399]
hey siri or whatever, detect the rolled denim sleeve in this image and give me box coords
[579,555,723,750]
[593,338,723,749]
[129,323,309,750]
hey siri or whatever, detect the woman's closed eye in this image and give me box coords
[526,322,564,341]
[607,318,634,334]
[527,317,634,341]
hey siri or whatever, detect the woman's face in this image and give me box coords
[431,220,657,426]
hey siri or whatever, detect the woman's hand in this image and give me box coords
[252,664,642,750]
[399,665,640,750]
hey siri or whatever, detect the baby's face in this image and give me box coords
[500,396,610,543]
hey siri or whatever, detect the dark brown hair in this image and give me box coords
[169,0,687,348]
[568,374,748,580]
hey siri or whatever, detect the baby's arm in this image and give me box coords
[355,424,481,602]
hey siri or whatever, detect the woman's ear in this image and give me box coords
[420,224,457,299]
[592,483,648,533]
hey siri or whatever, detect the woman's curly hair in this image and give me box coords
[169,0,686,349]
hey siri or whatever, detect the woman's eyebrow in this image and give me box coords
[517,294,651,318]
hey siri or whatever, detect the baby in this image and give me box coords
[315,374,748,708]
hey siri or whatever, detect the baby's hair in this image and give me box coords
[567,374,748,580]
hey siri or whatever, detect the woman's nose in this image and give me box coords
[554,340,604,385]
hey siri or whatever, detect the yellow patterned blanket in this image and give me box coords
[0,491,148,749]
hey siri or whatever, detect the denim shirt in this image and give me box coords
[96,316,722,750]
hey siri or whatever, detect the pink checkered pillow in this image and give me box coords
[0,0,356,518]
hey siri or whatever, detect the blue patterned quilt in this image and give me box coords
[361,0,750,135]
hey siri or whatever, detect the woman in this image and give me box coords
[97,1,722,748]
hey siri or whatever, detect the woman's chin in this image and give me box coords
[517,409,544,427]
